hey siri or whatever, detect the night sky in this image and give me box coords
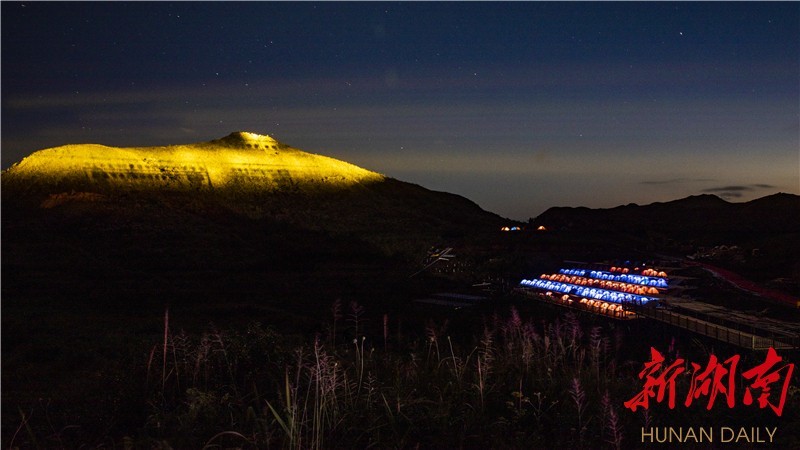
[2,2,798,220]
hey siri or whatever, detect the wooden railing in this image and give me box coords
[515,287,799,350]
[635,307,798,350]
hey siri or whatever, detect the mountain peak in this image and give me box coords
[663,193,730,208]
[214,131,284,149]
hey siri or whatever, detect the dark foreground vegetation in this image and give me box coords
[5,297,799,449]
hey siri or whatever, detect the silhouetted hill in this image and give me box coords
[532,193,800,283]
[533,193,799,241]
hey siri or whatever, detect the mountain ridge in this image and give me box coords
[1,131,386,197]
[533,192,799,231]
[1,132,506,260]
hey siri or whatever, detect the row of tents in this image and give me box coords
[587,270,668,288]
[539,273,662,295]
[559,267,669,287]
[519,278,658,305]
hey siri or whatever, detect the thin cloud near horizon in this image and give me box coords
[699,184,783,202]
[702,184,777,192]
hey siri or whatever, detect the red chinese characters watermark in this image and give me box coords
[741,347,795,416]
[624,347,794,417]
[684,353,739,410]
[624,347,685,411]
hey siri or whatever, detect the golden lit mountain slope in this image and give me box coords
[1,131,384,194]
[2,132,506,257]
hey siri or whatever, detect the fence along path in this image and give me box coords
[635,306,798,350]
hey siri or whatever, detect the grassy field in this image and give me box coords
[4,281,799,448]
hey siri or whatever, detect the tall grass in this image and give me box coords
[11,302,799,448]
[136,305,655,448]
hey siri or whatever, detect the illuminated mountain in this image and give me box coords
[2,132,505,261]
[2,131,384,195]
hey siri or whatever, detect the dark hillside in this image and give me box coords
[533,193,800,284]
